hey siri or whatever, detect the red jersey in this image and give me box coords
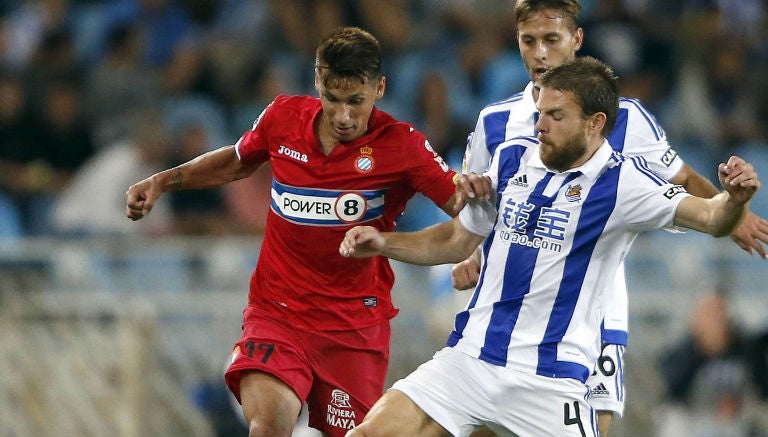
[235,95,457,330]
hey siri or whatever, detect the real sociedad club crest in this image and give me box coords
[355,146,374,173]
[565,184,582,202]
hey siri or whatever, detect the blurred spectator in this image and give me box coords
[32,77,96,176]
[749,328,768,434]
[655,291,765,437]
[165,118,240,235]
[84,23,161,145]
[0,72,93,235]
[268,0,345,59]
[0,70,36,237]
[580,0,673,107]
[197,0,275,105]
[0,0,765,241]
[0,0,72,70]
[50,111,172,236]
[23,27,85,110]
[102,0,193,67]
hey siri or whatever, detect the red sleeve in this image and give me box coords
[407,131,457,208]
[234,96,287,165]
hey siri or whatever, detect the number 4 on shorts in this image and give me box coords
[563,401,587,437]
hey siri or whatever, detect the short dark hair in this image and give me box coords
[539,56,620,136]
[514,0,581,33]
[315,27,382,87]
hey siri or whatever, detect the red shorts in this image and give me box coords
[225,305,390,437]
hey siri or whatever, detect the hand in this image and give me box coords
[452,173,492,213]
[718,156,760,204]
[451,256,481,290]
[730,210,768,259]
[339,226,385,258]
[126,177,160,221]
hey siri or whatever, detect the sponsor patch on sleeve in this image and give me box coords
[663,185,687,199]
[660,148,678,167]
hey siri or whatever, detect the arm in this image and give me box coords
[446,172,493,288]
[673,156,760,236]
[671,162,768,258]
[126,145,261,221]
[339,218,485,266]
[668,163,719,198]
[439,172,494,218]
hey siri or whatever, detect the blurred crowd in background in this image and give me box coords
[1,0,767,239]
[2,2,768,436]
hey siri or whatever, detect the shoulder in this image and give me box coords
[266,94,318,116]
[491,135,539,164]
[371,108,427,145]
[617,97,665,139]
[477,91,528,118]
[612,152,670,186]
[496,135,538,152]
[256,95,318,129]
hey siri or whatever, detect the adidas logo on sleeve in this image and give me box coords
[591,383,610,397]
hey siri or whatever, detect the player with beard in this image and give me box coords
[338,56,760,437]
[451,2,768,435]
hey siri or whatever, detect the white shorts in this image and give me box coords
[585,344,626,417]
[391,347,599,437]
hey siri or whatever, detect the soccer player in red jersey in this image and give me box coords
[126,27,462,437]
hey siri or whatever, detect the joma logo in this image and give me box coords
[278,145,308,163]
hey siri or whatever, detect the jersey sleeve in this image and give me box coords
[617,156,691,232]
[458,142,503,237]
[234,97,284,165]
[463,115,493,175]
[619,99,684,180]
[406,132,458,208]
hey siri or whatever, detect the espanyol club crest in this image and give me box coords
[355,145,374,173]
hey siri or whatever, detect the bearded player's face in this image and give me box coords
[535,87,591,172]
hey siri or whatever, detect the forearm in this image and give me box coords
[675,192,749,237]
[154,146,255,192]
[707,192,749,237]
[379,220,483,266]
[670,165,720,198]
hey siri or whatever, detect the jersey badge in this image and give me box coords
[565,184,582,202]
[355,145,374,173]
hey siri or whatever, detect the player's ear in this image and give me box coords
[590,112,606,134]
[375,76,386,99]
[314,69,322,92]
[573,27,584,52]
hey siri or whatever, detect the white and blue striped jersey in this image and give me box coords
[453,139,689,382]
[462,81,684,346]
